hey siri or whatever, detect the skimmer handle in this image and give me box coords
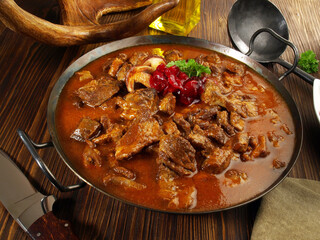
[246,27,299,81]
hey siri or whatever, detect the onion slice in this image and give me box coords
[143,56,166,71]
[125,65,153,92]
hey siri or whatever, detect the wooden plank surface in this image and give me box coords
[0,0,320,239]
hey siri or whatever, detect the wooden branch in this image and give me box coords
[0,0,179,46]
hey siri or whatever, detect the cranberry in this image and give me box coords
[182,80,199,97]
[198,77,206,94]
[163,84,178,95]
[178,72,188,83]
[156,63,166,72]
[169,74,184,91]
[168,65,180,76]
[164,68,171,78]
[179,93,195,105]
[150,71,167,92]
[150,63,206,105]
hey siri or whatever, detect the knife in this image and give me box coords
[0,150,78,240]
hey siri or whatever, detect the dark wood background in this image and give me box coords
[1,0,320,239]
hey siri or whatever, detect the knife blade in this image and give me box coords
[0,150,78,240]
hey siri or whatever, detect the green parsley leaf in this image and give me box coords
[167,59,211,77]
[298,50,319,73]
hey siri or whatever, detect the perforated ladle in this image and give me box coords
[227,0,320,123]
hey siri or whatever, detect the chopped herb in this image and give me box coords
[167,59,211,77]
[298,50,319,73]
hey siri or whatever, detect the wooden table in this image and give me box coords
[1,0,320,239]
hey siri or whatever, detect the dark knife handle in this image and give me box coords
[28,211,78,240]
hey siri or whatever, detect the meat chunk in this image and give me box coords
[186,105,219,126]
[103,173,146,190]
[251,135,269,158]
[116,62,132,81]
[129,51,149,65]
[222,71,242,87]
[71,118,101,142]
[267,109,281,124]
[226,62,245,76]
[120,88,159,120]
[75,70,93,81]
[196,54,223,75]
[197,106,220,120]
[172,113,191,136]
[233,132,249,153]
[159,93,176,115]
[92,123,126,144]
[230,111,245,132]
[222,62,246,87]
[158,134,197,176]
[162,120,180,135]
[199,122,228,145]
[102,54,127,73]
[100,115,112,130]
[225,93,258,118]
[112,166,136,180]
[201,78,227,108]
[224,169,248,187]
[273,159,286,169]
[242,100,259,117]
[115,112,163,160]
[216,110,235,135]
[267,131,284,147]
[108,57,125,77]
[241,135,270,161]
[164,49,182,62]
[281,123,293,135]
[83,145,102,167]
[144,143,160,155]
[205,53,222,65]
[188,125,215,153]
[76,77,120,107]
[201,148,232,174]
[99,96,125,111]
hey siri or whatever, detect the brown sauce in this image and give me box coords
[55,44,295,212]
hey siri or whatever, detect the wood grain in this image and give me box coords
[1,0,320,239]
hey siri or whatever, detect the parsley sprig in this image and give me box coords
[167,59,211,77]
[298,50,319,73]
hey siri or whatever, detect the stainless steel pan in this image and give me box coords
[18,35,303,213]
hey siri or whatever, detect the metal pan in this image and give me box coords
[18,35,303,214]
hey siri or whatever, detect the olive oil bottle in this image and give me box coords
[149,0,201,36]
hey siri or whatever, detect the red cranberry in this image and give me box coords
[150,63,206,105]
[178,72,188,83]
[150,71,167,92]
[156,63,166,72]
[179,93,195,105]
[168,65,180,76]
[182,80,199,97]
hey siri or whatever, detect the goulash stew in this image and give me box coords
[55,45,295,212]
